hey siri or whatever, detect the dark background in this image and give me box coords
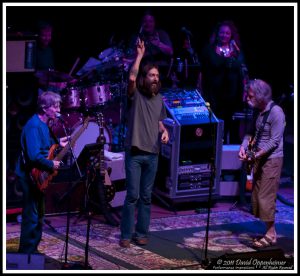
[6,5,295,96]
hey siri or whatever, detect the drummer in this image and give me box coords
[36,20,75,95]
[126,10,173,87]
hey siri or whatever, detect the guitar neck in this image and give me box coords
[99,125,105,177]
[100,147,105,177]
[96,112,106,178]
[54,117,90,161]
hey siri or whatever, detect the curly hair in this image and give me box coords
[209,20,241,48]
[246,79,272,105]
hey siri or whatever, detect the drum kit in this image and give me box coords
[37,46,132,161]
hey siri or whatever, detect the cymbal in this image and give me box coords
[35,70,74,82]
[92,61,126,73]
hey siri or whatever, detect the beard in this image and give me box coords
[142,80,160,97]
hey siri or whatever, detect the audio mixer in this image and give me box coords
[161,88,218,124]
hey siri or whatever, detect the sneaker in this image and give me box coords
[119,239,131,248]
[133,237,148,246]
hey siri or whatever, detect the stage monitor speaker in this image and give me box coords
[206,248,294,270]
[6,252,45,270]
[6,40,36,72]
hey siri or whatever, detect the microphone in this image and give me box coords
[205,102,213,113]
[55,112,65,123]
[230,39,240,53]
[205,102,216,121]
[181,27,193,37]
[138,24,144,35]
[136,24,144,44]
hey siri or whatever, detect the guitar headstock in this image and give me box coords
[95,112,104,128]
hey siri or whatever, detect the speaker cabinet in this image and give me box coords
[6,40,36,72]
[6,252,45,270]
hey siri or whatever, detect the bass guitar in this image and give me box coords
[31,117,91,193]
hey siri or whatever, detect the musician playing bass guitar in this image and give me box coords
[15,91,68,254]
[238,79,285,249]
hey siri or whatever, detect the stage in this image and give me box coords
[5,178,294,271]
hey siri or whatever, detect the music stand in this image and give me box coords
[77,143,103,269]
[76,142,102,169]
[67,143,102,270]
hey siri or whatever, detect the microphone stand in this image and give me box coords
[201,104,217,268]
[59,119,89,270]
[60,120,83,180]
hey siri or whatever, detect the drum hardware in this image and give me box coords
[55,49,130,152]
[111,66,128,152]
[98,47,124,64]
[68,57,80,76]
[35,69,74,82]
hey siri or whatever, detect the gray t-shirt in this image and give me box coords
[125,88,167,154]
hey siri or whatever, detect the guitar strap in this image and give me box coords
[48,125,60,145]
[252,102,276,151]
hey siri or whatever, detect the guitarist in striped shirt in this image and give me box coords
[238,79,285,249]
[15,91,69,254]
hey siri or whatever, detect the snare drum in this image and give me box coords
[62,87,82,109]
[82,83,111,108]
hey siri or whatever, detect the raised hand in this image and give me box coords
[136,38,145,57]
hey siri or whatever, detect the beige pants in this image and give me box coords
[252,157,283,222]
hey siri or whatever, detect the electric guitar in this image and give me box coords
[31,117,91,193]
[245,136,256,191]
[245,136,256,173]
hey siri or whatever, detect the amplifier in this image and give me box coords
[6,40,36,72]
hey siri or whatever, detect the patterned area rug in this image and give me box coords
[6,206,294,270]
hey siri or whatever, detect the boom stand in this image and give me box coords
[202,105,217,267]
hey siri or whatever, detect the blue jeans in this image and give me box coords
[18,177,45,253]
[120,149,158,240]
